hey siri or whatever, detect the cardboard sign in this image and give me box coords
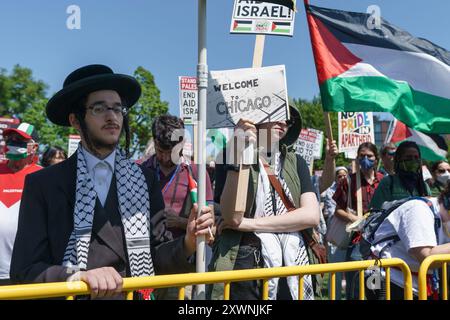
[338,112,374,155]
[179,76,198,125]
[207,65,289,129]
[68,135,81,157]
[0,118,20,163]
[295,128,324,171]
[230,0,295,36]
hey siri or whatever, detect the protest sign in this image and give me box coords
[68,135,81,157]
[179,76,198,125]
[0,118,20,163]
[230,0,295,36]
[295,128,324,171]
[338,112,374,155]
[207,65,289,129]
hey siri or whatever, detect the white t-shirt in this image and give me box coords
[371,198,450,293]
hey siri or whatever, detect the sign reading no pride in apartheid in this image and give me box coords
[295,128,324,171]
[230,0,295,36]
[338,112,374,154]
[179,76,198,126]
[207,65,289,129]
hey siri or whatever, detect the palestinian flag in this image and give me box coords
[386,119,448,161]
[232,20,252,32]
[306,4,450,134]
[262,0,295,11]
[272,21,292,34]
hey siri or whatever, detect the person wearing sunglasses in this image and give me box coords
[430,161,450,197]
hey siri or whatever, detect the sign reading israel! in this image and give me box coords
[230,0,295,36]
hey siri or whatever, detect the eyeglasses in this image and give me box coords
[87,103,128,116]
[437,168,450,174]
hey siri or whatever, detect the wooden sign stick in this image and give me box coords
[234,34,266,213]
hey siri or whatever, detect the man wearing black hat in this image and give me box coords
[10,65,213,299]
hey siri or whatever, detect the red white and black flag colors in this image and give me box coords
[386,119,448,162]
[305,4,450,134]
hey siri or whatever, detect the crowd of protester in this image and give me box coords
[1,64,449,301]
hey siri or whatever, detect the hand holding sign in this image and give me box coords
[232,118,257,165]
[326,138,339,159]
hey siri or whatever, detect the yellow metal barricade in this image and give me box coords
[0,259,412,300]
[418,254,450,300]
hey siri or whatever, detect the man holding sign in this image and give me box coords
[208,106,321,300]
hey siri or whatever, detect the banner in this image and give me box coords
[0,118,20,163]
[207,65,289,129]
[230,0,295,36]
[68,135,81,157]
[295,128,324,171]
[338,112,374,155]
[179,76,198,125]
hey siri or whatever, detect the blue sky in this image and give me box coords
[1,0,449,119]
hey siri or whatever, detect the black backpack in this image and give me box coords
[359,197,439,260]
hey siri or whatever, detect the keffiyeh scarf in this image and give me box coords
[254,152,314,300]
[62,147,154,277]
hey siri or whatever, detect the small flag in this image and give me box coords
[188,173,198,204]
[232,20,252,32]
[386,120,448,161]
[271,21,291,33]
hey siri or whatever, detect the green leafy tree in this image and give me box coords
[0,65,169,156]
[0,65,75,150]
[128,66,169,157]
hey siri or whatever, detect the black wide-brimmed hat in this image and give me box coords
[46,64,142,126]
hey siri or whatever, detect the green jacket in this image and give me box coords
[207,147,304,299]
[370,174,431,210]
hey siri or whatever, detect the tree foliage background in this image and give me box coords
[0,65,168,158]
[0,65,448,164]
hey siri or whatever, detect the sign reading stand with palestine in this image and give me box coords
[206,65,289,129]
[230,0,295,36]
[179,76,198,125]
[338,112,374,156]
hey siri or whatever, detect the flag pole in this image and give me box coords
[194,0,207,300]
[303,0,334,142]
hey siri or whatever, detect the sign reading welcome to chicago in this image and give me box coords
[206,65,289,129]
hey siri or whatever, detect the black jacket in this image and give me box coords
[10,152,193,284]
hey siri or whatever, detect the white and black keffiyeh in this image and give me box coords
[62,147,154,277]
[254,153,314,300]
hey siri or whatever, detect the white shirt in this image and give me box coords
[82,147,115,207]
[372,198,450,292]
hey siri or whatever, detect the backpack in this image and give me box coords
[359,197,439,260]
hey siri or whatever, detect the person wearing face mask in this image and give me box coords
[0,122,42,285]
[332,142,384,299]
[366,182,450,300]
[430,161,450,197]
[370,141,431,210]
